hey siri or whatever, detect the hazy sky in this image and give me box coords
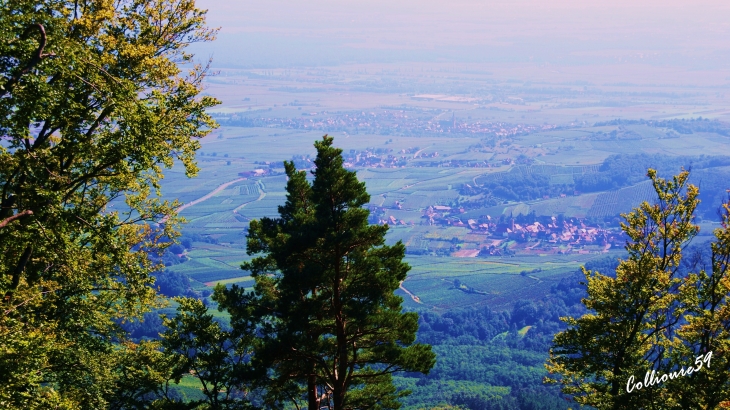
[192,1,730,71]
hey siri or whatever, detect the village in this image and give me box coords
[370,202,626,258]
[234,158,627,259]
[218,108,555,138]
[243,147,516,172]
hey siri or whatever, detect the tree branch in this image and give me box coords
[1,23,57,98]
[4,245,33,302]
[4,288,57,315]
[0,210,33,229]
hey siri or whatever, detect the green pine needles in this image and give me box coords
[214,135,435,410]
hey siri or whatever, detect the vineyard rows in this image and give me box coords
[238,184,260,196]
[476,164,600,184]
[587,180,656,218]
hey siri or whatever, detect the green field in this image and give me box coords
[172,244,250,284]
[150,121,730,314]
[397,253,604,310]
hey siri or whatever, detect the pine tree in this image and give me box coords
[215,135,435,410]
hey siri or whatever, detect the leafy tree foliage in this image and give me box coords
[124,311,166,340]
[0,0,218,407]
[105,340,176,410]
[574,153,730,195]
[668,200,730,409]
[471,168,573,201]
[595,118,730,136]
[214,136,435,409]
[160,297,258,410]
[155,269,192,297]
[467,152,730,215]
[546,169,730,408]
[449,388,572,410]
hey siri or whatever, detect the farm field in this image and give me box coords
[172,244,250,285]
[396,253,604,310]
[151,85,730,316]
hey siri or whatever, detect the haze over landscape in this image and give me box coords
[8,2,730,408]
[195,0,730,83]
[131,2,730,407]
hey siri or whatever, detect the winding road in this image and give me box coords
[177,178,247,213]
[399,280,422,304]
[160,177,246,223]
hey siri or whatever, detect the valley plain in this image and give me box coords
[150,64,730,407]
[161,64,730,306]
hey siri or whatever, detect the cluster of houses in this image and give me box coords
[229,108,551,138]
[421,205,625,256]
[339,148,520,169]
[237,168,270,178]
[342,148,410,168]
[380,215,413,226]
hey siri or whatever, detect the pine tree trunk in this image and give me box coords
[308,374,318,410]
[334,246,349,410]
[333,386,345,410]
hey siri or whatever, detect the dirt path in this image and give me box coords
[161,177,246,222]
[412,145,432,159]
[177,177,246,213]
[399,280,422,304]
[396,169,469,192]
